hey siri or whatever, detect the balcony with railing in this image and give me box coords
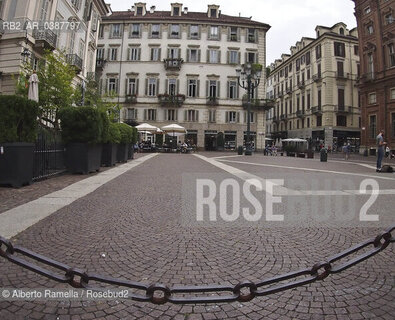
[206,96,219,106]
[66,54,83,72]
[33,28,57,50]
[296,109,305,118]
[96,59,106,71]
[311,106,323,114]
[298,81,305,90]
[336,72,348,80]
[334,105,352,113]
[312,74,322,82]
[164,58,183,71]
[125,94,137,104]
[242,97,275,110]
[158,94,185,107]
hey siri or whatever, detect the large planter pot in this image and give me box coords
[127,143,134,160]
[101,143,117,167]
[0,142,34,187]
[65,143,102,174]
[116,144,128,163]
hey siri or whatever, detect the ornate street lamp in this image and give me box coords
[236,63,261,155]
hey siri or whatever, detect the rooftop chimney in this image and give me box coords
[184,7,188,14]
[150,6,155,13]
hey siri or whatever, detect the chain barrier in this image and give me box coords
[0,225,394,304]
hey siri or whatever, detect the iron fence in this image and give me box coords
[33,126,66,181]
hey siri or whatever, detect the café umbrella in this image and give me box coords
[28,72,39,102]
[135,123,158,141]
[161,124,186,137]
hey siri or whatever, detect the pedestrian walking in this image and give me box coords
[376,130,387,172]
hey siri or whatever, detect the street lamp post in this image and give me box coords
[236,63,261,155]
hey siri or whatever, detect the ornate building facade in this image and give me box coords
[353,0,395,154]
[97,2,272,150]
[267,23,361,151]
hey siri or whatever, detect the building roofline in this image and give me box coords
[102,10,271,30]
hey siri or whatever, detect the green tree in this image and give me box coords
[17,50,76,128]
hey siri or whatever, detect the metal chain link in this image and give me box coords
[0,225,394,305]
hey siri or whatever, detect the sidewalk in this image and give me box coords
[0,153,146,214]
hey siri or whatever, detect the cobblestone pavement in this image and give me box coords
[0,152,394,319]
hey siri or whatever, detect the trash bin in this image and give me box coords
[320,148,327,162]
[237,146,243,155]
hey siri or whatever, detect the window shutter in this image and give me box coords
[237,28,241,42]
[187,25,191,39]
[145,79,148,95]
[217,81,220,98]
[165,79,169,94]
[227,51,230,64]
[198,26,201,39]
[206,50,209,63]
[196,110,199,122]
[138,48,141,60]
[198,50,201,62]
[127,48,130,60]
[168,24,171,39]
[236,85,240,99]
[144,109,147,120]
[245,52,248,64]
[186,49,190,62]
[167,48,170,59]
[125,79,128,95]
[184,110,188,121]
[177,79,180,94]
[158,25,162,39]
[158,48,161,60]
[218,50,221,63]
[227,27,231,41]
[206,80,209,97]
[255,29,258,43]
[218,26,221,40]
[148,24,152,38]
[225,111,229,123]
[136,79,139,95]
[105,79,108,93]
[227,81,230,98]
[115,79,119,94]
[156,79,159,95]
[197,80,200,97]
[175,109,178,121]
[255,53,258,63]
[238,52,241,64]
[237,112,240,123]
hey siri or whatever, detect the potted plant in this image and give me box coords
[101,122,121,166]
[115,123,133,163]
[0,95,39,187]
[59,106,103,174]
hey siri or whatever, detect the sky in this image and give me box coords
[106,0,357,65]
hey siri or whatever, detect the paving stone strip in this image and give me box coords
[0,154,158,239]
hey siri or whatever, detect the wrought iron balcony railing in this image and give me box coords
[296,110,305,118]
[334,106,352,113]
[66,54,83,72]
[158,94,185,107]
[164,58,183,71]
[96,59,106,70]
[33,28,57,50]
[125,94,137,104]
[311,106,323,114]
[206,97,219,106]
